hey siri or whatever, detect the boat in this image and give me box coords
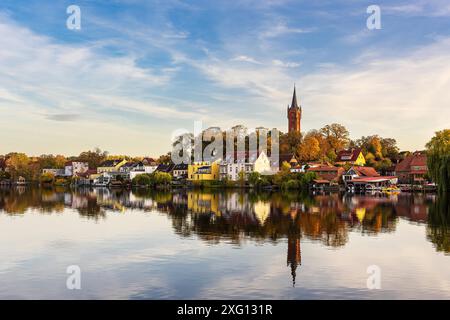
[382,186,401,194]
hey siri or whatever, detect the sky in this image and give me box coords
[0,0,449,157]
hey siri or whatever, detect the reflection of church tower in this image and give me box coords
[287,233,301,287]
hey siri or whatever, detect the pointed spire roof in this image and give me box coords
[290,85,299,109]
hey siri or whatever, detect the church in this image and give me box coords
[287,86,302,133]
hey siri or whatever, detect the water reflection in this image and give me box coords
[1,186,448,289]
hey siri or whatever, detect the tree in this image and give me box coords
[297,135,320,162]
[248,172,261,187]
[78,148,108,169]
[280,131,302,154]
[6,153,31,180]
[426,129,450,193]
[40,172,55,184]
[320,123,350,153]
[238,170,246,187]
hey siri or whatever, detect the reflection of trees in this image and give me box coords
[2,187,447,255]
[427,194,450,254]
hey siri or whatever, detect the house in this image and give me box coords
[97,159,127,173]
[128,161,159,180]
[336,148,366,166]
[74,169,97,185]
[307,165,345,185]
[347,176,399,190]
[290,162,322,173]
[16,176,26,185]
[42,168,65,176]
[220,151,272,181]
[188,160,220,181]
[395,151,428,184]
[155,163,175,174]
[64,161,89,176]
[172,163,188,179]
[119,162,138,173]
[342,166,380,186]
[142,157,158,166]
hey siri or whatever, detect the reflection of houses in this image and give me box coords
[395,151,428,184]
[187,192,219,214]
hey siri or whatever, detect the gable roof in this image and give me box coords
[336,148,363,162]
[395,152,427,173]
[156,163,174,173]
[350,166,380,177]
[99,159,125,167]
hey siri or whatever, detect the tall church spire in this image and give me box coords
[290,85,299,109]
[287,85,302,133]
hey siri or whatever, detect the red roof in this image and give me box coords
[395,152,427,173]
[336,148,362,162]
[308,165,341,172]
[352,166,379,177]
[351,176,397,183]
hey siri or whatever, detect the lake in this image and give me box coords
[0,186,449,299]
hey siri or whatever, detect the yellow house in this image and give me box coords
[336,148,366,166]
[97,159,128,173]
[188,160,220,181]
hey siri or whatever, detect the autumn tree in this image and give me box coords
[77,148,108,169]
[320,123,350,154]
[297,134,320,162]
[6,153,31,179]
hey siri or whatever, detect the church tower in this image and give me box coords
[287,86,301,133]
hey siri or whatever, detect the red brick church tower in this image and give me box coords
[287,86,301,133]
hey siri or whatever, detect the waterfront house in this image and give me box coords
[119,162,138,173]
[97,159,127,174]
[188,160,220,181]
[65,161,89,176]
[155,163,175,174]
[335,148,366,166]
[395,151,428,184]
[129,161,159,180]
[172,163,188,179]
[306,165,345,185]
[220,151,272,181]
[342,166,379,186]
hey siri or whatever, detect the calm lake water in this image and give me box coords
[0,186,449,300]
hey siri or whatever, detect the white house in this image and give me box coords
[220,151,272,181]
[129,162,159,180]
[65,161,89,176]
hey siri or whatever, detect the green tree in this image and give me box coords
[248,172,261,187]
[426,129,450,193]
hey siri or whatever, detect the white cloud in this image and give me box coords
[272,59,301,68]
[231,55,261,64]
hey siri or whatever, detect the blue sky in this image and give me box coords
[0,0,449,156]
